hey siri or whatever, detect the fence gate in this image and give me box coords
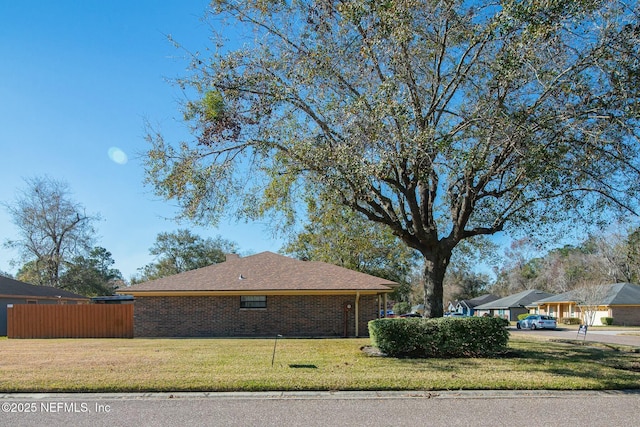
[7,304,133,338]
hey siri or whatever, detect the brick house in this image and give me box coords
[117,252,397,337]
[530,283,640,326]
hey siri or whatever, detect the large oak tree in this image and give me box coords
[145,0,640,317]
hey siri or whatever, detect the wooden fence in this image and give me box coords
[7,304,133,338]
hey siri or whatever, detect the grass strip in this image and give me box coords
[0,337,638,392]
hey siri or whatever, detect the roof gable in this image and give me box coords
[118,252,396,294]
[0,275,88,300]
[466,294,500,307]
[474,289,555,310]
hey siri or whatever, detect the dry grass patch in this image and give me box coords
[0,337,638,392]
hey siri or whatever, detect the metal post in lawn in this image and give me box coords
[272,334,283,367]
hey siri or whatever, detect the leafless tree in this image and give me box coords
[3,177,98,288]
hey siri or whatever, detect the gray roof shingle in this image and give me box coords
[474,289,555,310]
[533,283,640,306]
[0,275,88,300]
[457,294,500,309]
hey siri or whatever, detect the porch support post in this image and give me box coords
[383,294,388,317]
[355,292,360,337]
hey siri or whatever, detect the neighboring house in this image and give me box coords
[0,275,89,336]
[447,294,500,316]
[474,289,555,321]
[530,283,640,326]
[117,252,397,338]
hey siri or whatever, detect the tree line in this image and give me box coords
[491,232,640,297]
[5,177,639,306]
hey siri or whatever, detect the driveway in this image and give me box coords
[509,326,640,348]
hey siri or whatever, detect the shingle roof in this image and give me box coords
[474,289,555,310]
[458,294,500,309]
[533,283,640,306]
[118,251,397,294]
[0,275,88,300]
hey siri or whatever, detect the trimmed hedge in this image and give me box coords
[368,317,509,358]
[561,317,582,325]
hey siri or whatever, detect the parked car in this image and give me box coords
[380,310,395,318]
[399,312,422,318]
[516,315,557,330]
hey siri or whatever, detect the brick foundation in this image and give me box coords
[134,294,380,337]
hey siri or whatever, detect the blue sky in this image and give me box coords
[0,1,284,279]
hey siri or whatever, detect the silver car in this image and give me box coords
[516,315,557,330]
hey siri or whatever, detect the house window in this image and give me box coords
[26,300,37,304]
[240,296,266,309]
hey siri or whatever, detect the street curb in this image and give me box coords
[2,390,639,400]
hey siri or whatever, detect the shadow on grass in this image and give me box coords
[365,340,640,389]
[505,340,640,388]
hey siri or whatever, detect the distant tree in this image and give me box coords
[16,260,49,286]
[624,228,640,283]
[392,301,412,316]
[491,229,640,296]
[59,247,123,296]
[282,194,420,300]
[135,229,238,282]
[583,228,640,284]
[145,0,640,317]
[573,282,611,326]
[491,238,544,295]
[445,269,490,302]
[3,176,98,288]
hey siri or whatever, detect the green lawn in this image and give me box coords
[0,336,638,392]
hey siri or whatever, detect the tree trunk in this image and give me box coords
[422,250,451,318]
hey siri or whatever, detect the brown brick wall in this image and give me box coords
[610,306,640,326]
[134,294,380,337]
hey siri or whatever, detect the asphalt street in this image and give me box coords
[2,390,640,427]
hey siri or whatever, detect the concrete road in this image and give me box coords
[2,391,639,427]
[509,326,640,347]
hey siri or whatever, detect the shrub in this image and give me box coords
[368,317,509,358]
[561,317,582,325]
[601,317,614,326]
[392,302,412,315]
[495,317,511,327]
